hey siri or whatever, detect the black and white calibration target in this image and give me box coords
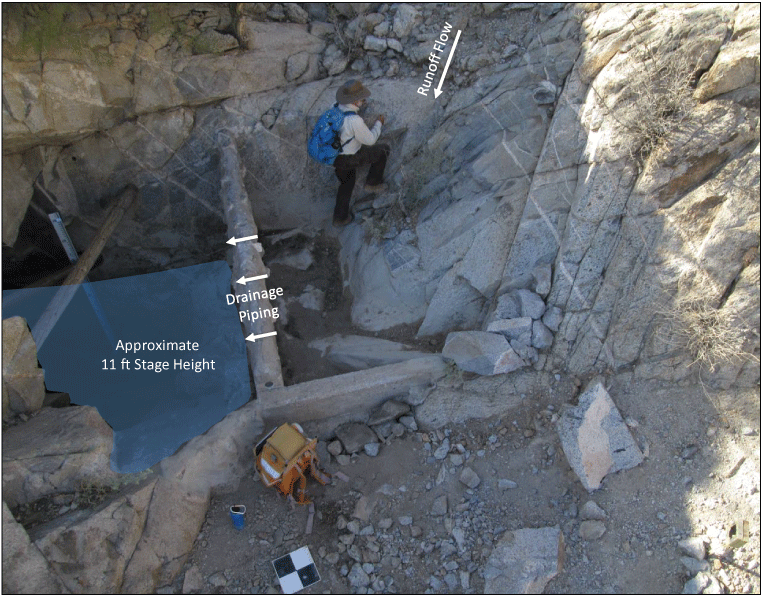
[272,546,320,594]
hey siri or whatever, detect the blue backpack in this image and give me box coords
[308,103,355,165]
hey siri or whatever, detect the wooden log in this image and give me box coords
[30,185,138,349]
[217,131,284,393]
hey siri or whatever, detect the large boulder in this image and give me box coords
[160,401,263,495]
[31,480,157,594]
[2,502,68,594]
[2,317,45,420]
[121,478,210,593]
[442,331,526,376]
[2,406,118,507]
[557,380,643,491]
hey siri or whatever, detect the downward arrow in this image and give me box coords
[227,234,258,246]
[245,331,278,342]
[434,29,462,99]
[237,274,269,285]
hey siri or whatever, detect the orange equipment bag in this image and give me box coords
[254,423,330,504]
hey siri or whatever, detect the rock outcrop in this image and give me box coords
[2,406,118,508]
[4,4,757,392]
[2,317,45,421]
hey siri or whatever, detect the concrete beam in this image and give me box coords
[260,356,447,426]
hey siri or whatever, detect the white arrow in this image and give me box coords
[245,331,278,342]
[227,234,258,246]
[433,29,462,99]
[237,273,269,285]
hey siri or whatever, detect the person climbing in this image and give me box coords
[332,80,391,226]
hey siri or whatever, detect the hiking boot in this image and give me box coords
[332,212,355,227]
[364,182,388,193]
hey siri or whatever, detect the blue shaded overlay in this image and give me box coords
[2,261,250,473]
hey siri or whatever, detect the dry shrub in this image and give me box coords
[660,273,752,373]
[615,46,699,161]
[590,17,702,163]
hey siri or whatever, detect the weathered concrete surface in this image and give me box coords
[484,526,564,594]
[2,502,68,594]
[260,356,447,426]
[2,406,118,508]
[558,380,643,491]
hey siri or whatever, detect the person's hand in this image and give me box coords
[376,115,386,125]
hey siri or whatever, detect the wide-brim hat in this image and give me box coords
[336,79,371,104]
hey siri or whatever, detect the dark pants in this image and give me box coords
[333,143,390,222]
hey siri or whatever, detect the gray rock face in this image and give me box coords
[443,331,526,376]
[2,406,118,507]
[516,289,546,320]
[531,320,554,350]
[484,526,564,594]
[490,293,522,322]
[486,317,533,343]
[557,381,644,491]
[542,306,563,333]
[335,423,378,454]
[2,317,45,420]
[532,264,552,297]
[2,502,67,594]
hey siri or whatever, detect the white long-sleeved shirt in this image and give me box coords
[337,103,382,155]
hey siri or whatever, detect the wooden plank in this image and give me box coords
[30,185,138,349]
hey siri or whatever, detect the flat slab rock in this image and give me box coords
[367,399,410,426]
[484,525,564,594]
[558,380,644,492]
[335,422,378,454]
[309,334,431,371]
[442,331,526,376]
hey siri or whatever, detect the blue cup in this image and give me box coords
[230,505,246,530]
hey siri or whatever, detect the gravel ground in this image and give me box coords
[173,377,760,594]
